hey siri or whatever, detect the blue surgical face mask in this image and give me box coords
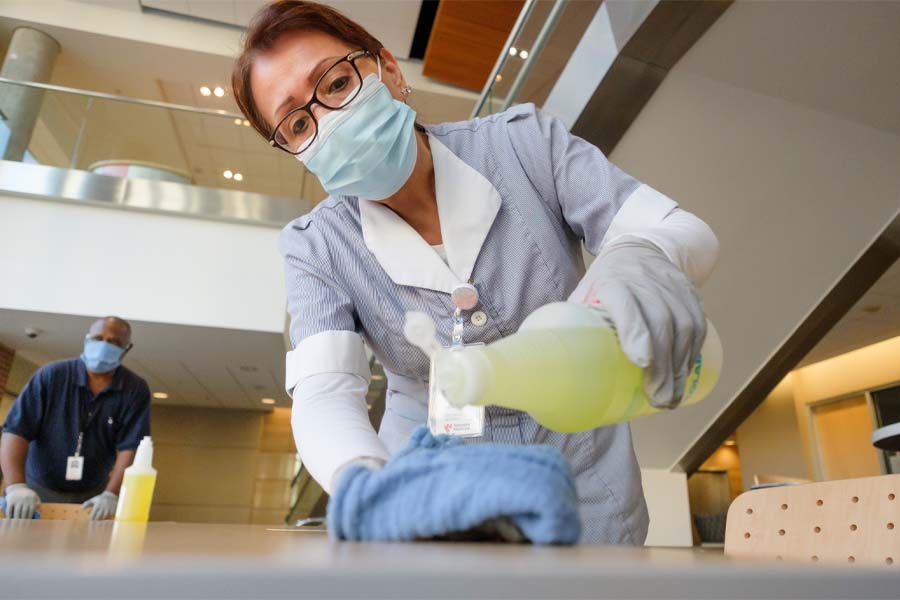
[299,72,418,201]
[81,339,126,374]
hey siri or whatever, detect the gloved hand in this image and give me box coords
[571,235,707,409]
[4,484,40,519]
[82,491,118,521]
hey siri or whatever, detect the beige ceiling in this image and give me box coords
[139,0,422,59]
[800,258,900,367]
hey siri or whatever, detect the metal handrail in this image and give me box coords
[501,0,568,111]
[470,0,538,118]
[0,76,244,120]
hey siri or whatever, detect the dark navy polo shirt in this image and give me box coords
[3,358,151,493]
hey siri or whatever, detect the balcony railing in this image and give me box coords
[0,77,327,206]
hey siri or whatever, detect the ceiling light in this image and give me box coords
[519,49,529,59]
[509,46,517,56]
[223,170,233,179]
[243,120,250,127]
[367,404,373,410]
[213,86,225,97]
[200,86,211,96]
[233,173,243,181]
[724,440,736,447]
[234,118,242,125]
[261,398,276,405]
[153,392,169,399]
[371,374,384,381]
[495,74,503,83]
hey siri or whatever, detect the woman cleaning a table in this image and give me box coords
[232,0,718,544]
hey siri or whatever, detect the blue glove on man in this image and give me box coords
[327,426,581,544]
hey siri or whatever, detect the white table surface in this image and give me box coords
[0,521,896,598]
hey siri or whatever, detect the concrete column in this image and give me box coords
[0,27,61,161]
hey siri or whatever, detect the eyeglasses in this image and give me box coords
[268,49,373,155]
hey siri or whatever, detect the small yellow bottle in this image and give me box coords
[115,436,157,522]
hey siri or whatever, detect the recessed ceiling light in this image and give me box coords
[233,173,243,181]
[213,86,225,97]
[261,398,276,405]
[724,440,736,447]
[153,392,169,399]
[508,46,517,56]
[200,86,211,96]
[367,404,373,410]
[519,49,529,59]
[233,118,242,125]
[495,74,503,83]
[223,170,233,179]
[243,120,250,127]
[371,374,384,381]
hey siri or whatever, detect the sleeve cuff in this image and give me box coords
[285,330,371,394]
[1,426,34,441]
[598,184,678,252]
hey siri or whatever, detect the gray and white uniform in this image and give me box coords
[279,103,718,545]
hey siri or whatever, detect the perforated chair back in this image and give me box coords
[725,474,899,567]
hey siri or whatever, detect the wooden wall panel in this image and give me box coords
[423,0,525,91]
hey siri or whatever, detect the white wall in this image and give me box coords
[0,195,285,333]
[736,334,900,488]
[641,468,693,547]
[609,0,900,469]
[735,374,810,490]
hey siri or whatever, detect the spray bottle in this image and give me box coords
[115,436,157,522]
[405,302,722,433]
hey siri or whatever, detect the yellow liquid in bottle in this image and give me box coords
[115,471,157,522]
[443,326,720,433]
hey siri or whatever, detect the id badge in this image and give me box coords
[66,456,84,481]
[428,344,485,438]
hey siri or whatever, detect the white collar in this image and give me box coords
[358,134,502,294]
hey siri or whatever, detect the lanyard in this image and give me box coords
[77,391,104,458]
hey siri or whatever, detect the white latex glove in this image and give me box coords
[571,236,707,409]
[82,491,118,521]
[4,484,40,519]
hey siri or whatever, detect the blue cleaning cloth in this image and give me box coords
[0,497,40,519]
[327,426,581,544]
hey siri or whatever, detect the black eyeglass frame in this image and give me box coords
[267,49,374,155]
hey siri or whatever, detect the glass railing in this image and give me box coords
[0,77,327,204]
[472,0,601,118]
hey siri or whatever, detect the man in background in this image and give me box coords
[1,316,151,520]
